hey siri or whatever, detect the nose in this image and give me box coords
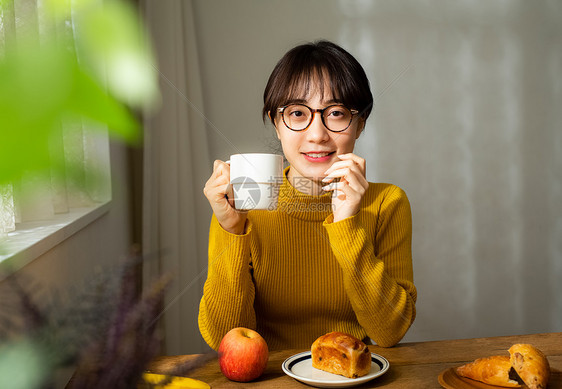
[305,112,331,143]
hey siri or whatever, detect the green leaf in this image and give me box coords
[73,0,159,108]
[0,44,73,183]
[0,339,50,389]
[67,67,140,144]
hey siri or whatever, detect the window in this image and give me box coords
[0,0,112,271]
[0,127,112,270]
[1,0,152,272]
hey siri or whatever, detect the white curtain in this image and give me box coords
[0,186,15,238]
[0,0,110,244]
[0,125,111,242]
[141,0,212,354]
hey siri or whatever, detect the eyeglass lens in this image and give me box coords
[283,104,352,132]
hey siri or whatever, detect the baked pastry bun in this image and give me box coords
[509,344,550,389]
[455,355,522,387]
[311,331,371,379]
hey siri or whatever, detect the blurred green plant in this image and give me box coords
[0,0,166,388]
[0,0,159,185]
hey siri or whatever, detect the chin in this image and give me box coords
[296,166,325,181]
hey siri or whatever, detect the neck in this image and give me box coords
[287,168,325,196]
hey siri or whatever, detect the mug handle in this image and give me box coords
[224,160,233,204]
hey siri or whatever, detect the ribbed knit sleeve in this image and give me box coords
[323,185,417,347]
[198,214,256,350]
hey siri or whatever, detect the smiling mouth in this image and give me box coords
[303,152,335,158]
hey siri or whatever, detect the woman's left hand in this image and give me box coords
[322,153,369,222]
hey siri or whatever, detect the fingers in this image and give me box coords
[204,160,232,201]
[322,154,368,194]
[322,177,367,200]
[337,153,366,171]
[324,171,367,192]
[203,160,249,233]
[322,166,363,185]
[211,159,230,179]
[208,160,230,187]
[322,153,368,204]
[323,153,366,182]
[329,153,366,175]
[225,183,235,208]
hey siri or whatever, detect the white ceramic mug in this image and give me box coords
[227,153,284,210]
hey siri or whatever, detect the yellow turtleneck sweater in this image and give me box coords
[198,167,417,350]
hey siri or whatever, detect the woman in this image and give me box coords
[199,40,417,350]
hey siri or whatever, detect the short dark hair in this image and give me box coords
[262,40,373,126]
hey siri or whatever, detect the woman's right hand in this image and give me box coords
[203,160,248,235]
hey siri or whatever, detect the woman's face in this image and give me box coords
[274,83,364,192]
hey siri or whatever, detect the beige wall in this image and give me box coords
[190,0,562,342]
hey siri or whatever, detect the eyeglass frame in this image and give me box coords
[276,103,359,133]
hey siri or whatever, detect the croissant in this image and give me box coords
[509,344,550,389]
[455,355,522,387]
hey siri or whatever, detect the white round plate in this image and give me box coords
[282,351,390,388]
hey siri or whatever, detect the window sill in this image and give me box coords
[0,202,111,279]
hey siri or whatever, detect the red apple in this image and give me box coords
[218,327,269,382]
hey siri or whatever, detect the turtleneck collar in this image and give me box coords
[277,166,333,221]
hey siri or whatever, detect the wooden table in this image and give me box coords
[148,332,562,388]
